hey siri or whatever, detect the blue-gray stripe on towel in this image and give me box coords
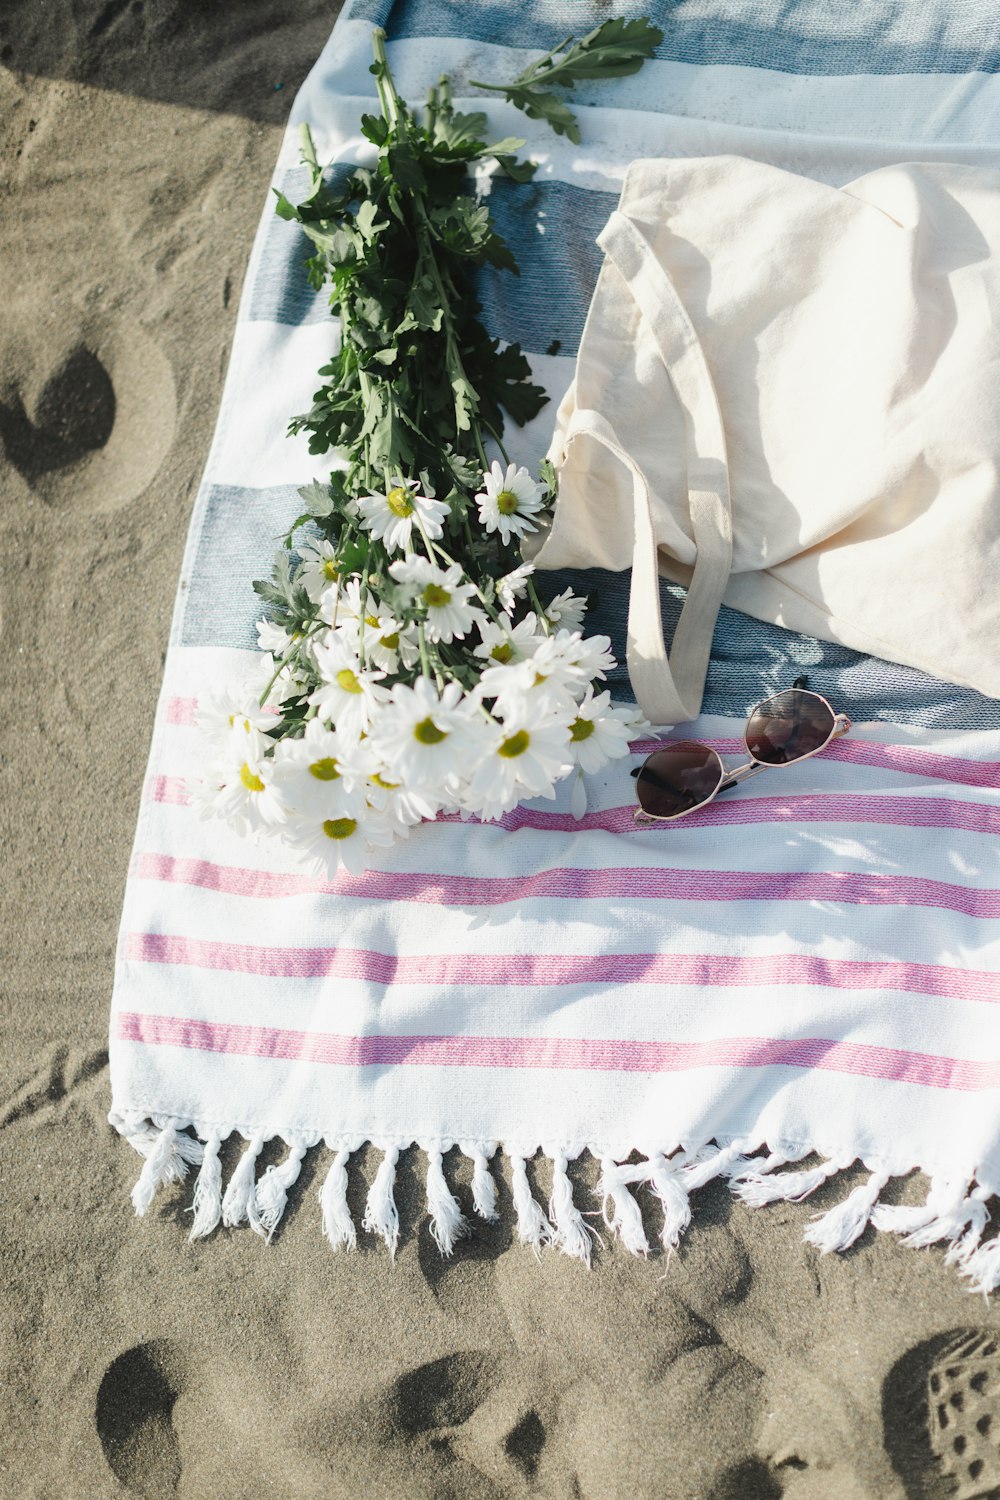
[348,0,1000,78]
[180,484,303,652]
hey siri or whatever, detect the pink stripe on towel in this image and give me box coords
[628,735,1000,789]
[145,775,998,835]
[123,931,998,1002]
[131,851,1000,919]
[114,1011,1000,1092]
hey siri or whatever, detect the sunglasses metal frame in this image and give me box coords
[631,683,853,824]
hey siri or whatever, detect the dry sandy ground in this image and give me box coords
[3,4,1000,1497]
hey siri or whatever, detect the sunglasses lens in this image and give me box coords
[635,742,723,819]
[746,690,836,765]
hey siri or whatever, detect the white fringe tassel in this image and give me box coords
[871,1175,971,1245]
[803,1169,891,1254]
[221,1133,265,1228]
[250,1143,307,1243]
[732,1153,853,1208]
[961,1202,1000,1296]
[319,1148,356,1252]
[599,1158,650,1257]
[188,1133,223,1241]
[509,1153,554,1254]
[116,1123,1000,1294]
[425,1147,469,1255]
[130,1124,204,1217]
[647,1151,694,1253]
[549,1153,597,1266]
[948,1187,994,1271]
[460,1141,499,1222]
[363,1145,400,1257]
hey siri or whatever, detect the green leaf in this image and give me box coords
[494,154,538,183]
[273,189,300,221]
[355,198,389,243]
[451,370,478,432]
[296,480,336,517]
[360,111,390,147]
[506,86,581,142]
[386,141,426,194]
[468,16,662,142]
[479,136,527,158]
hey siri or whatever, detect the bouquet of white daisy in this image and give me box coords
[192,25,661,873]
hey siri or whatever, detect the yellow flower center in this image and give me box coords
[322,817,357,841]
[422,583,451,608]
[498,729,530,759]
[309,757,340,781]
[371,772,399,790]
[380,631,400,651]
[490,642,513,663]
[387,486,414,518]
[322,559,339,581]
[570,717,595,742]
[336,668,363,694]
[414,717,447,745]
[240,763,265,793]
[496,489,519,515]
[229,714,253,731]
[365,614,380,628]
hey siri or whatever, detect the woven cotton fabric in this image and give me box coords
[110,0,1000,1279]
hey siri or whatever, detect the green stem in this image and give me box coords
[258,621,324,708]
[527,578,552,632]
[482,423,510,464]
[371,28,404,131]
[298,122,320,177]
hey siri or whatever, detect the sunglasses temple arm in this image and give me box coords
[718,760,768,793]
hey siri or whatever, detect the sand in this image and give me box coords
[3,5,1000,1497]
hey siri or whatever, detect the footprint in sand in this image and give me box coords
[884,1327,1000,1499]
[347,1349,554,1495]
[0,1043,109,1129]
[95,1340,186,1498]
[392,1350,506,1435]
[0,310,175,513]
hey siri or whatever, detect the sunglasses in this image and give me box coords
[631,677,852,823]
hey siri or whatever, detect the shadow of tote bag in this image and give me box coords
[528,155,1000,725]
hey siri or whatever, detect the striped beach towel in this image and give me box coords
[111,0,1000,1286]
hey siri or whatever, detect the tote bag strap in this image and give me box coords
[562,208,733,725]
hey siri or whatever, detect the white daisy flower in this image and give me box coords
[472,612,544,668]
[362,768,438,827]
[530,629,616,705]
[309,634,390,739]
[256,618,294,656]
[329,581,410,675]
[475,461,545,545]
[356,477,450,554]
[190,722,287,837]
[195,662,282,751]
[389,556,484,643]
[496,561,534,614]
[295,538,341,603]
[285,801,400,878]
[565,688,646,774]
[543,587,588,633]
[463,697,572,822]
[474,655,541,715]
[269,719,370,818]
[368,677,484,804]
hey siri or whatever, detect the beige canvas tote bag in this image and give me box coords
[528,156,1000,725]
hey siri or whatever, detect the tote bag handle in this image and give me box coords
[560,209,733,726]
